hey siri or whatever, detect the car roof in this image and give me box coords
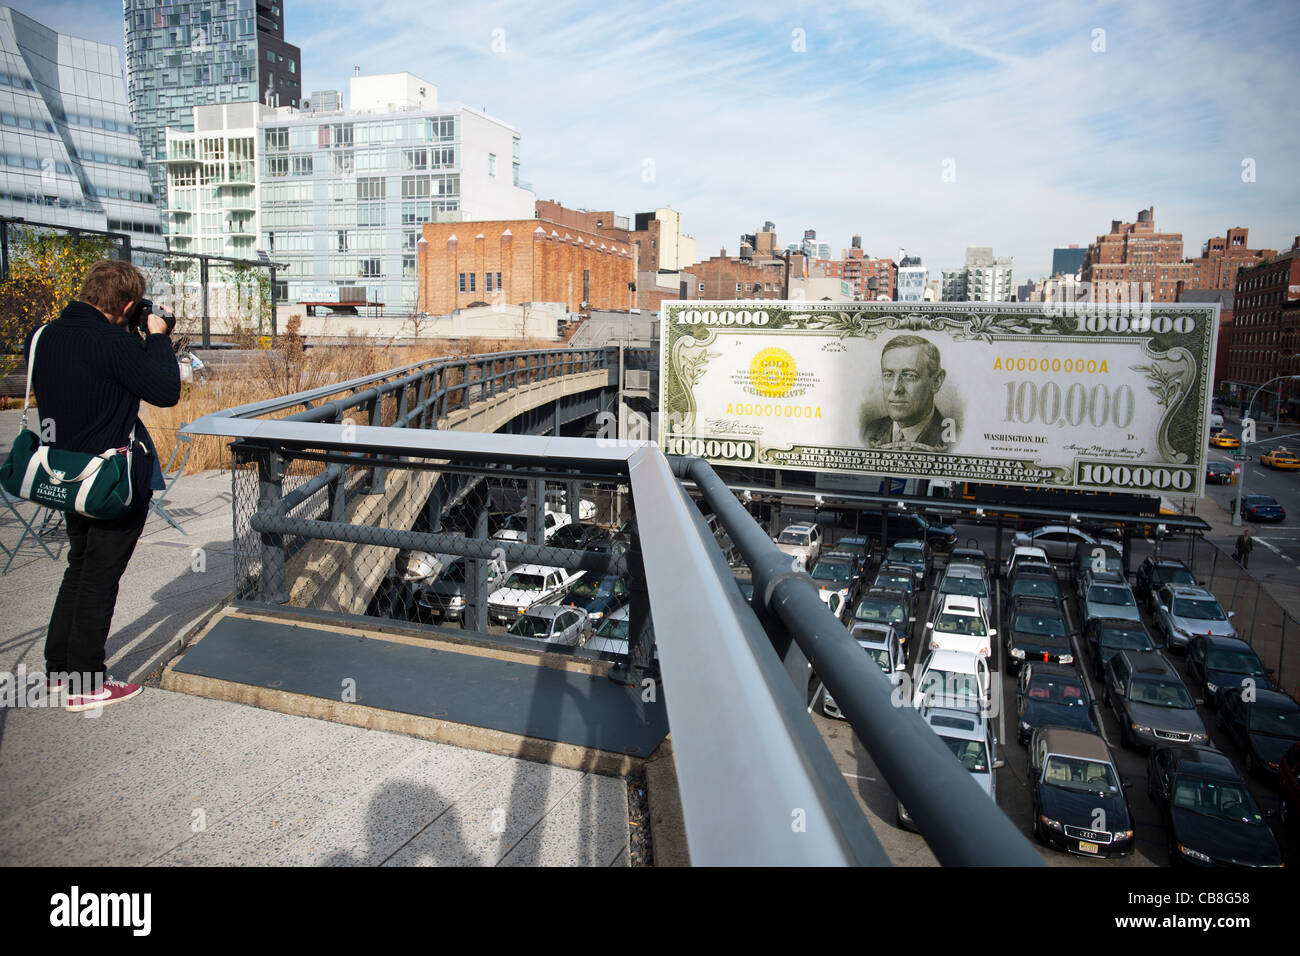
[878,563,915,574]
[1012,562,1055,576]
[1091,616,1148,630]
[925,648,984,671]
[1119,649,1177,676]
[850,622,897,643]
[861,586,907,600]
[836,536,869,546]
[1167,746,1240,778]
[1012,546,1048,557]
[816,551,856,563]
[1193,634,1253,651]
[1144,557,1190,569]
[1024,661,1084,681]
[1169,586,1215,599]
[1040,727,1113,762]
[521,604,574,620]
[1085,570,1126,585]
[506,564,568,577]
[782,522,817,532]
[943,563,986,578]
[938,595,982,614]
[889,539,926,549]
[1237,687,1300,708]
[1012,594,1062,611]
[923,707,985,740]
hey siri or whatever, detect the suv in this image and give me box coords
[492,507,573,544]
[883,539,930,591]
[1080,577,1142,627]
[851,587,915,652]
[1004,595,1073,672]
[775,522,822,570]
[1029,727,1134,858]
[487,564,583,624]
[1104,650,1209,750]
[1134,557,1197,604]
[857,510,956,554]
[1152,585,1236,650]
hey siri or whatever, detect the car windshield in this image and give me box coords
[887,546,923,563]
[1089,585,1135,607]
[876,572,912,590]
[502,573,545,592]
[1173,598,1226,621]
[1205,648,1265,675]
[1016,613,1066,637]
[595,615,629,640]
[778,530,811,545]
[507,615,552,638]
[811,561,853,583]
[918,669,983,706]
[1043,756,1119,794]
[1172,778,1264,824]
[1248,704,1300,738]
[942,576,988,598]
[570,576,615,599]
[935,612,986,636]
[866,647,893,673]
[1025,676,1086,704]
[1099,627,1152,651]
[1011,578,1060,599]
[1153,566,1196,587]
[501,514,527,532]
[438,560,466,583]
[855,599,906,622]
[1129,677,1195,709]
[837,540,868,555]
[939,735,989,773]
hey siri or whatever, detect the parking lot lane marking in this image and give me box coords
[842,772,877,781]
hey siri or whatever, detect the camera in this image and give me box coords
[127,298,176,338]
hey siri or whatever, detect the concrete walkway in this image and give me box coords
[0,409,629,866]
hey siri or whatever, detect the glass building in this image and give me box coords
[0,6,160,242]
[165,102,261,258]
[254,73,534,313]
[125,0,299,218]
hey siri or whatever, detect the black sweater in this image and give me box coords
[24,300,182,498]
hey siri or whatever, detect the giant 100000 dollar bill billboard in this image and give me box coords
[659,301,1220,497]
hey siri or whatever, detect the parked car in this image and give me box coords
[821,622,907,719]
[1005,545,1050,580]
[947,546,993,577]
[1279,742,1300,829]
[486,564,583,624]
[1261,448,1300,470]
[563,572,629,628]
[506,605,589,646]
[1152,585,1237,650]
[1015,662,1096,745]
[931,561,992,622]
[1134,557,1198,604]
[415,556,503,623]
[851,587,915,652]
[1013,525,1122,563]
[873,563,919,607]
[1147,745,1283,868]
[1215,686,1300,777]
[1205,461,1236,485]
[912,647,993,716]
[1070,545,1124,596]
[547,522,608,551]
[1080,579,1143,627]
[584,605,632,655]
[775,522,822,570]
[1239,494,1286,523]
[1185,635,1273,706]
[491,507,573,544]
[1210,432,1240,449]
[925,593,994,659]
[883,539,930,590]
[809,551,863,619]
[856,510,956,554]
[1007,564,1063,604]
[830,535,874,578]
[898,706,999,830]
[1028,727,1134,858]
[1004,595,1074,672]
[1104,649,1209,750]
[1083,616,1156,680]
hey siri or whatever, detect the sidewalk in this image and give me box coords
[0,410,630,866]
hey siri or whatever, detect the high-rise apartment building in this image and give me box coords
[942,247,1014,301]
[1224,237,1300,410]
[896,255,927,302]
[1081,206,1188,302]
[125,0,301,216]
[0,7,160,242]
[256,73,534,311]
[1184,226,1276,292]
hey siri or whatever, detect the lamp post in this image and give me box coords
[1232,374,1300,526]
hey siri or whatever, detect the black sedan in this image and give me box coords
[1185,635,1273,706]
[1147,745,1283,867]
[851,587,915,649]
[1134,557,1198,603]
[562,573,628,629]
[1015,662,1097,745]
[1205,461,1235,485]
[1083,617,1156,681]
[1215,686,1300,777]
[1004,596,1074,672]
[1029,727,1134,858]
[1240,494,1286,523]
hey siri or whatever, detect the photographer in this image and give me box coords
[26,260,181,711]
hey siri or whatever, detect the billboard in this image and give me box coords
[659,300,1219,496]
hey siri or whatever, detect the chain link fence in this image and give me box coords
[230,440,652,668]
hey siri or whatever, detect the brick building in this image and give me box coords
[691,249,794,301]
[1223,237,1300,417]
[1184,226,1275,291]
[1178,288,1234,389]
[534,200,631,245]
[416,218,635,315]
[815,247,896,300]
[1081,206,1189,302]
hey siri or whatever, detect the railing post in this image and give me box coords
[612,514,656,686]
[255,445,288,604]
[526,477,545,547]
[464,505,491,631]
[366,396,386,493]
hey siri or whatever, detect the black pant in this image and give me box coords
[45,496,150,680]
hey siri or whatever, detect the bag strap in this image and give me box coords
[21,324,47,431]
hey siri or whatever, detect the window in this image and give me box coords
[583,270,590,304]
[292,154,312,176]
[485,273,494,293]
[402,255,416,279]
[360,258,381,278]
[332,151,353,173]
[431,147,455,168]
[699,283,705,292]
[401,176,430,199]
[266,155,288,177]
[496,272,502,292]
[458,273,466,293]
[488,152,496,177]
[736,283,742,292]
[357,177,385,201]
[337,230,349,252]
[403,148,428,170]
[468,273,476,293]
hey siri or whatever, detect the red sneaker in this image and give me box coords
[65,677,143,712]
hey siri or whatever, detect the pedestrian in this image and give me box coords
[1235,528,1254,569]
[27,260,181,711]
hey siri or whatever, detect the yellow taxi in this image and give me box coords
[1209,432,1240,449]
[1262,447,1300,470]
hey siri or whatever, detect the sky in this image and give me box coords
[16,0,1300,279]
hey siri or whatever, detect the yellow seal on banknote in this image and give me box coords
[749,347,796,398]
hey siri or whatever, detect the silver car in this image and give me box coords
[1151,585,1237,650]
[1081,580,1142,626]
[1014,525,1122,563]
[1104,649,1209,749]
[898,705,1000,830]
[821,622,906,719]
[506,604,589,646]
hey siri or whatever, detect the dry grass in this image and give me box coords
[141,329,558,474]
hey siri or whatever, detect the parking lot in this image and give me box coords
[805,516,1299,867]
